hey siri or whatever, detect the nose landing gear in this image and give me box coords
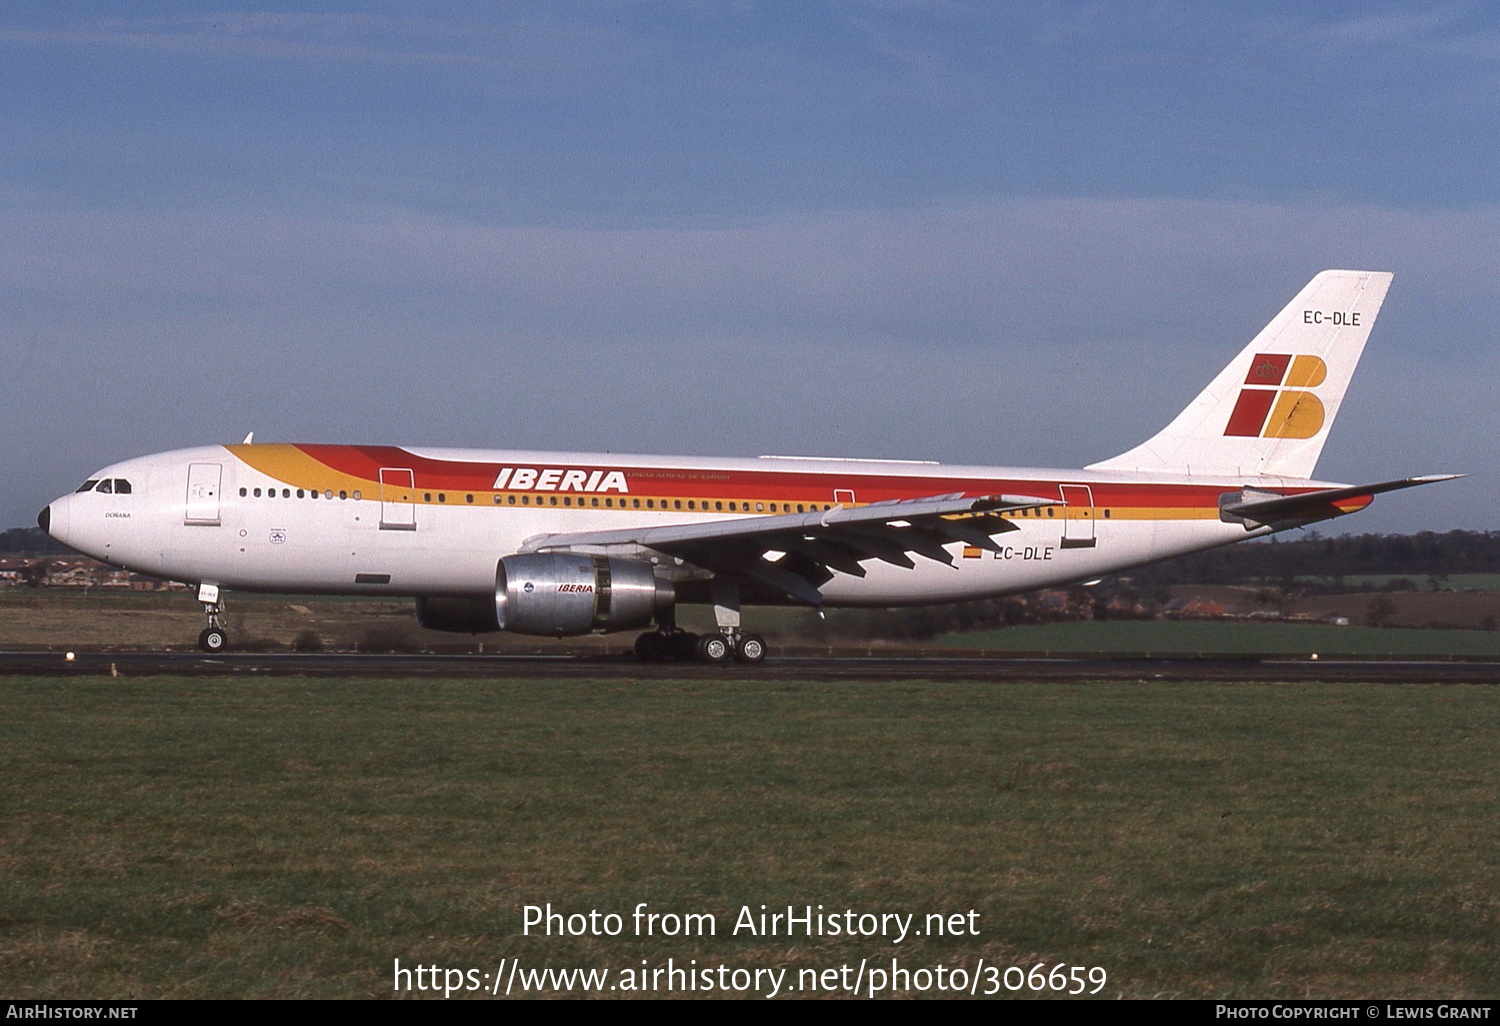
[197,583,229,653]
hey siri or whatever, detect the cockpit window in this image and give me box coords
[114,479,132,494]
[76,480,99,493]
[96,479,114,494]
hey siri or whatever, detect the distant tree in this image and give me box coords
[1366,595,1398,628]
[0,528,70,556]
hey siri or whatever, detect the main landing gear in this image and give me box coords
[632,576,768,665]
[633,627,767,664]
[197,583,229,653]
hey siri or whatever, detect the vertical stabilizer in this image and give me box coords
[1086,270,1392,479]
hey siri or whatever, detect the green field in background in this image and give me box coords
[941,620,1500,658]
[2,676,1496,999]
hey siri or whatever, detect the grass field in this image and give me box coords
[942,620,1500,659]
[7,589,1500,656]
[1,675,1496,999]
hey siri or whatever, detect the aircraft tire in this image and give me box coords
[696,632,732,664]
[634,632,668,662]
[669,632,700,662]
[198,627,228,653]
[733,633,767,664]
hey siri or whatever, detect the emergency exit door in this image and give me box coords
[379,468,416,530]
[1060,485,1096,549]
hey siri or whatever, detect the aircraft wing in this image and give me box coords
[520,493,1056,605]
[1220,475,1462,527]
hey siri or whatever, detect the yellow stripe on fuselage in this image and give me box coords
[228,445,1356,524]
[228,444,377,496]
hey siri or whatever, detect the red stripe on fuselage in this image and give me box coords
[290,444,1326,510]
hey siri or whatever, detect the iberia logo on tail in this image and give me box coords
[1224,354,1327,439]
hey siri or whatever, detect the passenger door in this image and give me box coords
[185,463,222,526]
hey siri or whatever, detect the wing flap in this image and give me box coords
[522,492,1057,604]
[522,493,1054,554]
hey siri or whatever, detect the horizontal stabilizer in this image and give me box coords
[1220,475,1462,527]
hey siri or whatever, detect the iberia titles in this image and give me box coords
[492,468,630,493]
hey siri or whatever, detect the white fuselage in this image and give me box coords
[42,443,1313,610]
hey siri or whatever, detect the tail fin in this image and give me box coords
[1087,269,1393,479]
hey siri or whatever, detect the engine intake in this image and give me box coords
[496,553,673,636]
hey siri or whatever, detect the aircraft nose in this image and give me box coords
[37,505,50,535]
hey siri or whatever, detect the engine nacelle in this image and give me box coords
[496,553,674,636]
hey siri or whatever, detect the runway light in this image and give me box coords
[65,652,75,661]
[1310,653,1319,660]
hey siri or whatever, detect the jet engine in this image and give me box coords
[416,555,674,636]
[496,553,674,636]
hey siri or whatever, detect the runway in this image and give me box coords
[2,650,1498,682]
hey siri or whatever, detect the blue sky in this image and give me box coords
[3,2,1497,532]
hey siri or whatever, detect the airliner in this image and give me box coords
[38,270,1456,662]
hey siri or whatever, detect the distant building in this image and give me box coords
[0,555,184,590]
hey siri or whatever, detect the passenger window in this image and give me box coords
[252,487,260,498]
[76,480,98,493]
[239,487,247,497]
[352,490,361,500]
[283,488,291,498]
[297,489,305,498]
[466,494,473,504]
